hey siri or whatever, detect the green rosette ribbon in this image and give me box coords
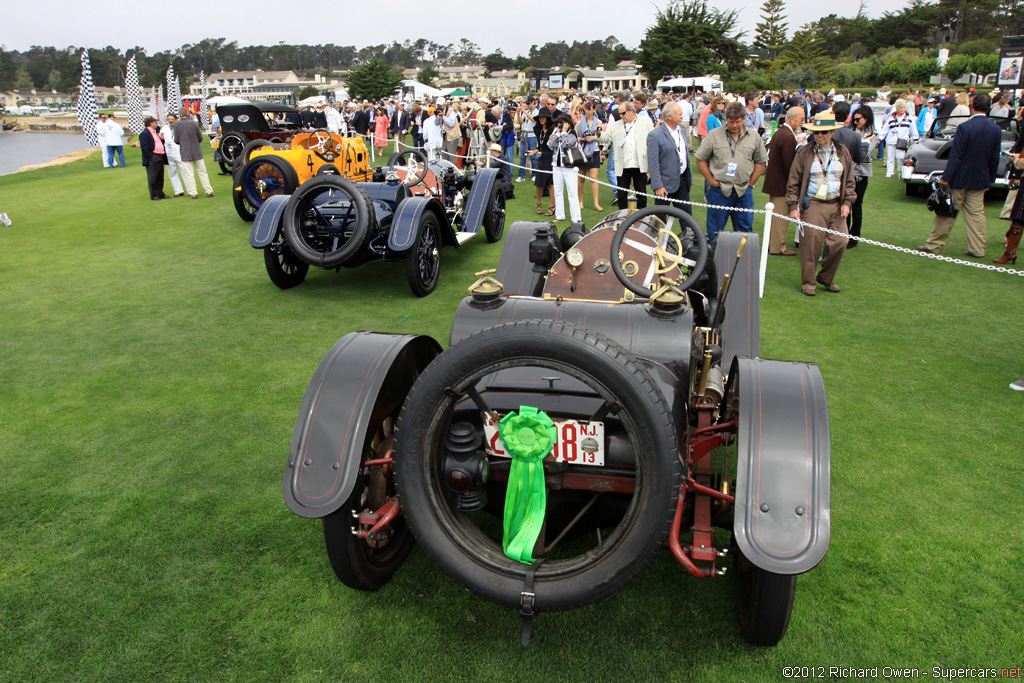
[499,406,557,564]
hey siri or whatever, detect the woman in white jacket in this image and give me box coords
[880,99,918,178]
[547,113,582,223]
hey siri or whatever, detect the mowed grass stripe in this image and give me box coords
[0,142,1021,683]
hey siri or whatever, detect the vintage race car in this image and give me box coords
[249,150,507,295]
[281,206,832,646]
[900,115,1018,195]
[232,131,372,221]
[212,102,303,173]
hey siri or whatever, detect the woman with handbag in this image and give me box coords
[879,99,917,178]
[548,113,583,223]
[532,108,556,216]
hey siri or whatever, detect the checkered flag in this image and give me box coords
[158,84,165,125]
[124,55,145,133]
[148,85,158,120]
[199,70,209,130]
[166,65,182,119]
[77,49,98,148]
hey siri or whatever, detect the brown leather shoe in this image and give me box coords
[206,192,215,198]
[816,277,841,293]
[801,286,816,296]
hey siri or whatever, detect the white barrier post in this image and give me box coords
[760,202,773,298]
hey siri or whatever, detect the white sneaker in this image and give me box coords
[515,177,524,182]
[0,213,11,227]
[1010,377,1024,391]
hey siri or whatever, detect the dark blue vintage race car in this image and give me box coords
[280,205,832,647]
[249,150,507,296]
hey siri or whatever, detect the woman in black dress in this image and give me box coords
[532,108,555,215]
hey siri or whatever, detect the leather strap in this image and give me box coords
[520,559,544,647]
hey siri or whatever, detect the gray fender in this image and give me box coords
[462,167,501,235]
[726,356,830,574]
[388,196,454,252]
[283,332,442,518]
[249,194,290,248]
[713,231,760,368]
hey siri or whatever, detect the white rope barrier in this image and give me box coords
[390,138,1024,278]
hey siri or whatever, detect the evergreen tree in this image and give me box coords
[638,0,746,83]
[753,0,789,60]
[417,64,440,88]
[346,59,403,102]
[774,28,834,79]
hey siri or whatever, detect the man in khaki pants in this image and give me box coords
[175,109,214,198]
[762,106,805,255]
[918,93,1001,257]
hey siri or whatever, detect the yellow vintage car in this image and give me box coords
[232,131,373,221]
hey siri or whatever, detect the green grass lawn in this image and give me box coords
[1,143,1022,683]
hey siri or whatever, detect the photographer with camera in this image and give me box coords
[576,100,605,212]
[515,100,537,182]
[548,113,582,223]
[440,99,462,165]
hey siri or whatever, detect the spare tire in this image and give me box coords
[394,319,680,612]
[282,175,373,268]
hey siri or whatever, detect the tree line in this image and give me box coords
[639,0,1023,93]
[0,36,634,94]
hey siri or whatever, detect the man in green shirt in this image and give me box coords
[695,102,767,243]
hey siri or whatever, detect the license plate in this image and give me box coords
[482,413,605,466]
[900,166,912,180]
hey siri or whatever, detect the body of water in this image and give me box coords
[0,132,95,176]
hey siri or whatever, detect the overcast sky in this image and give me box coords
[2,0,908,58]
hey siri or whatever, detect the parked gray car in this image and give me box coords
[900,115,1018,196]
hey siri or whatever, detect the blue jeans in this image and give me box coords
[605,149,616,188]
[876,138,885,160]
[107,145,125,167]
[518,134,537,179]
[705,184,754,243]
[503,143,515,166]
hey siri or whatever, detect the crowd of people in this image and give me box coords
[125,85,1024,390]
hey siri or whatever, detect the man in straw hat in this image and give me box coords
[786,111,857,296]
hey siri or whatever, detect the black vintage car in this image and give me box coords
[214,102,303,173]
[249,150,507,296]
[281,206,832,646]
[901,115,1018,196]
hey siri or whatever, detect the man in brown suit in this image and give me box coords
[762,107,806,255]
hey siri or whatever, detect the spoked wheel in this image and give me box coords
[237,156,298,221]
[232,139,272,172]
[263,232,309,289]
[323,414,414,590]
[282,175,373,268]
[393,320,681,612]
[482,186,506,243]
[404,211,441,297]
[218,132,246,171]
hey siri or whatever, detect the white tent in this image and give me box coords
[297,95,328,106]
[402,80,442,100]
[206,95,250,106]
[656,77,723,93]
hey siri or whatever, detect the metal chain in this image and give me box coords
[392,139,1024,277]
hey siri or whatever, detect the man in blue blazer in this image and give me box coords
[647,101,693,214]
[919,93,1001,257]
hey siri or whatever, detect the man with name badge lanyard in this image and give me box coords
[786,112,857,296]
[695,101,767,243]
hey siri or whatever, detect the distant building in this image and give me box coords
[538,65,649,92]
[473,78,521,98]
[189,70,345,102]
[1,89,74,107]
